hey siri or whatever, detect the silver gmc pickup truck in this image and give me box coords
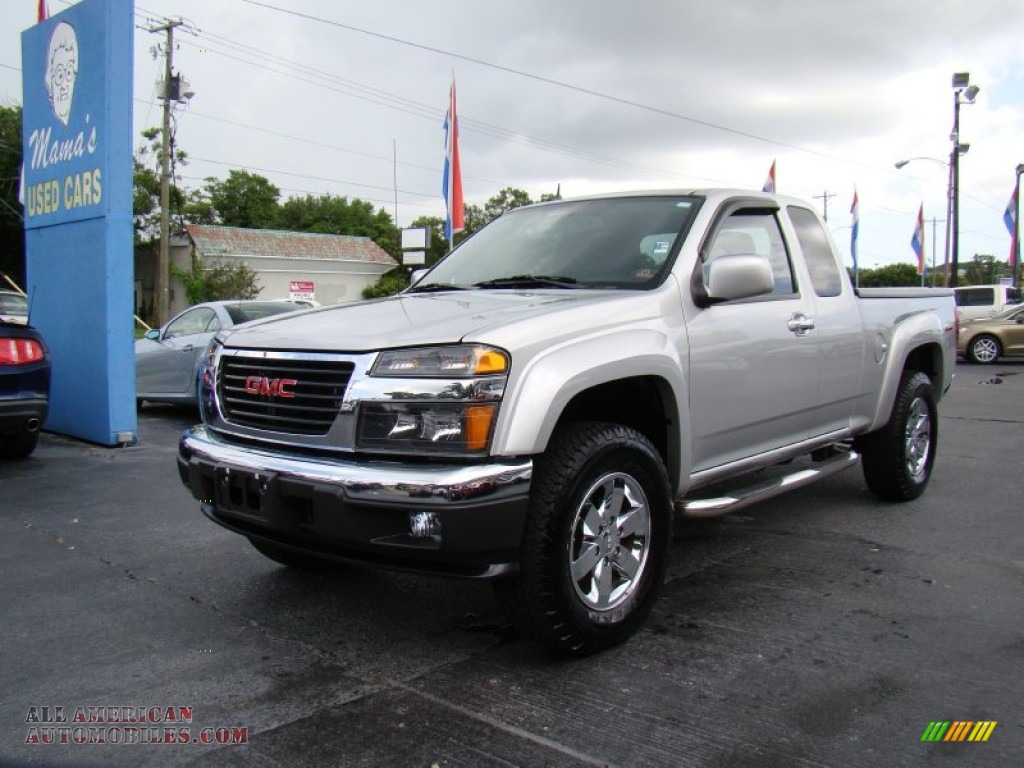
[177,190,956,655]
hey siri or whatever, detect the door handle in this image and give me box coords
[181,345,195,352]
[787,314,815,336]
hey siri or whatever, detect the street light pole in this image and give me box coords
[1014,163,1023,290]
[950,107,960,288]
[950,72,979,288]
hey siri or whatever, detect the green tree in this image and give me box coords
[855,263,922,287]
[133,126,190,244]
[277,193,398,256]
[0,105,26,286]
[202,170,281,229]
[170,256,261,304]
[181,181,217,226]
[963,254,1005,285]
[463,203,488,235]
[362,268,409,299]
[484,187,533,221]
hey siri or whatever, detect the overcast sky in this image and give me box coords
[3,0,1023,272]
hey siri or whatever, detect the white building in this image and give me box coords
[137,225,399,319]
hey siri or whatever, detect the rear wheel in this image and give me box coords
[0,430,39,459]
[857,371,936,501]
[494,421,672,655]
[248,538,343,571]
[967,335,1001,364]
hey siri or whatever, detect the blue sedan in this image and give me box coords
[135,300,305,406]
[0,320,50,459]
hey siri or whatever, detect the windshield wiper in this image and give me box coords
[407,282,470,293]
[473,274,580,289]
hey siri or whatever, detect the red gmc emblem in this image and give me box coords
[244,376,298,399]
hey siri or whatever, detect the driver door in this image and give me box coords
[686,205,819,472]
[137,307,220,396]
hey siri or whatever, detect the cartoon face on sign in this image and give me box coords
[45,21,78,126]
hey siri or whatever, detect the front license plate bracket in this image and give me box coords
[215,466,276,518]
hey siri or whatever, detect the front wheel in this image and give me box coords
[494,422,672,655]
[856,371,937,501]
[967,335,1001,364]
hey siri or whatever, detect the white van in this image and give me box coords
[954,284,1022,321]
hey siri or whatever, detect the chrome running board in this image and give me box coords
[677,450,859,518]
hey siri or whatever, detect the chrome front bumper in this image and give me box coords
[176,425,533,577]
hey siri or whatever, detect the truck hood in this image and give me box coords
[219,290,657,353]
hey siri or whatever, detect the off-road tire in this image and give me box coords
[856,371,936,501]
[494,421,672,655]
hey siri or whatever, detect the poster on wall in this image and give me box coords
[288,280,315,302]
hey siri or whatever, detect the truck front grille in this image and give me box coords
[219,355,354,435]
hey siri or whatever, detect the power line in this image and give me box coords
[240,0,900,176]
[176,32,729,186]
[186,156,438,199]
[175,174,437,211]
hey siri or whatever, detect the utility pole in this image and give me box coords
[813,190,836,222]
[926,216,944,287]
[149,20,182,327]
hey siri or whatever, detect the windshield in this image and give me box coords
[416,196,700,290]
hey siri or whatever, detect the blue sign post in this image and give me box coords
[21,0,136,446]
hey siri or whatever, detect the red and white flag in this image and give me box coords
[442,77,464,246]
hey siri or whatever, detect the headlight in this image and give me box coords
[358,402,497,454]
[198,337,222,422]
[371,345,508,377]
[359,344,509,455]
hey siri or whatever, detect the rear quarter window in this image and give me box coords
[787,206,843,297]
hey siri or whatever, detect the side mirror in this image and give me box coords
[145,329,160,341]
[409,268,429,287]
[704,254,774,302]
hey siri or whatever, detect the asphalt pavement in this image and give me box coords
[1,361,1022,767]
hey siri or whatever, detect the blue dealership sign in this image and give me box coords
[21,0,136,445]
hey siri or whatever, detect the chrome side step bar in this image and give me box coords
[677,450,859,518]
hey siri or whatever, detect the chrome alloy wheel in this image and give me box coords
[568,472,651,611]
[904,396,932,480]
[970,336,1000,363]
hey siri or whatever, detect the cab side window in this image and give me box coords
[705,210,795,296]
